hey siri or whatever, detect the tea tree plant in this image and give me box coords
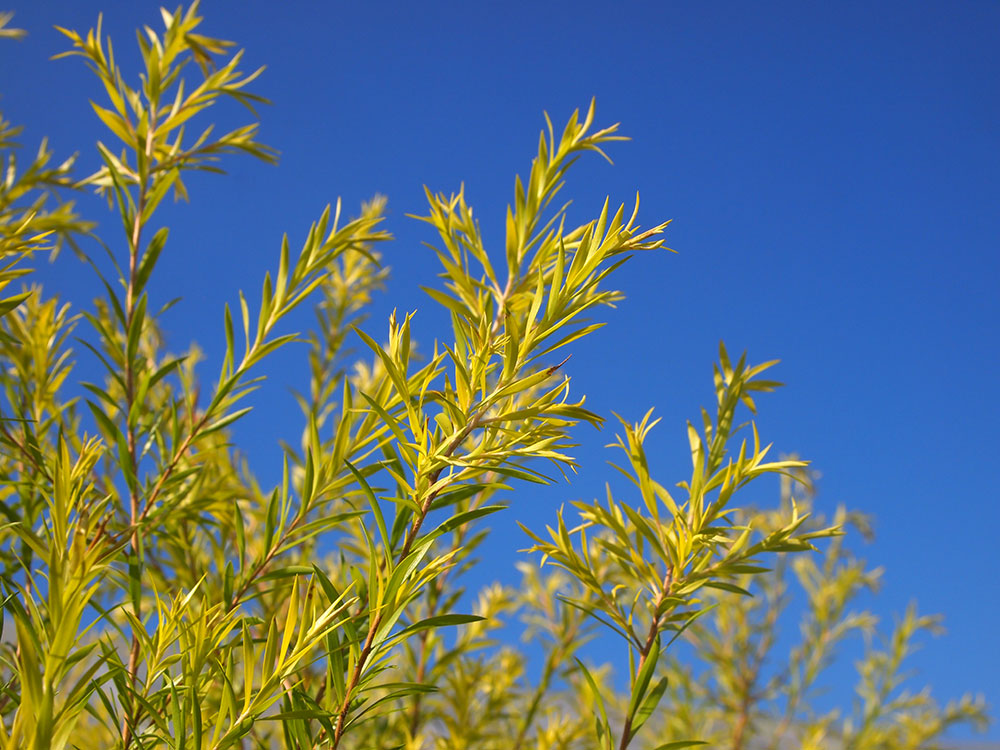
[521,356,837,750]
[647,472,988,749]
[0,5,988,750]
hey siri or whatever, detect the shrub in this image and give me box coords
[0,5,987,749]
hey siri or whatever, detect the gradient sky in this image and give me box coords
[2,0,998,740]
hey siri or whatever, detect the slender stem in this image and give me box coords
[618,568,673,750]
[0,421,52,482]
[618,620,660,750]
[334,261,517,748]
[331,419,479,748]
[405,535,459,738]
[728,582,782,750]
[512,613,585,750]
[403,467,500,741]
[121,118,156,750]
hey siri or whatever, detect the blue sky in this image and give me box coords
[2,0,998,739]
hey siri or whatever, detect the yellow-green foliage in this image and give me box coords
[0,5,987,750]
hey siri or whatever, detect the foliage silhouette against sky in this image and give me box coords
[0,0,996,740]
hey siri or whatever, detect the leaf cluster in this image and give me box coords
[0,6,988,750]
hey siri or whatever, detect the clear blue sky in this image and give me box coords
[2,0,997,739]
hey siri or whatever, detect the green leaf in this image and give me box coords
[135,226,169,293]
[632,676,668,735]
[202,406,254,435]
[627,637,660,720]
[574,658,613,750]
[0,290,30,317]
[703,580,753,597]
[233,499,246,568]
[346,460,390,559]
[432,505,506,537]
[393,614,484,640]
